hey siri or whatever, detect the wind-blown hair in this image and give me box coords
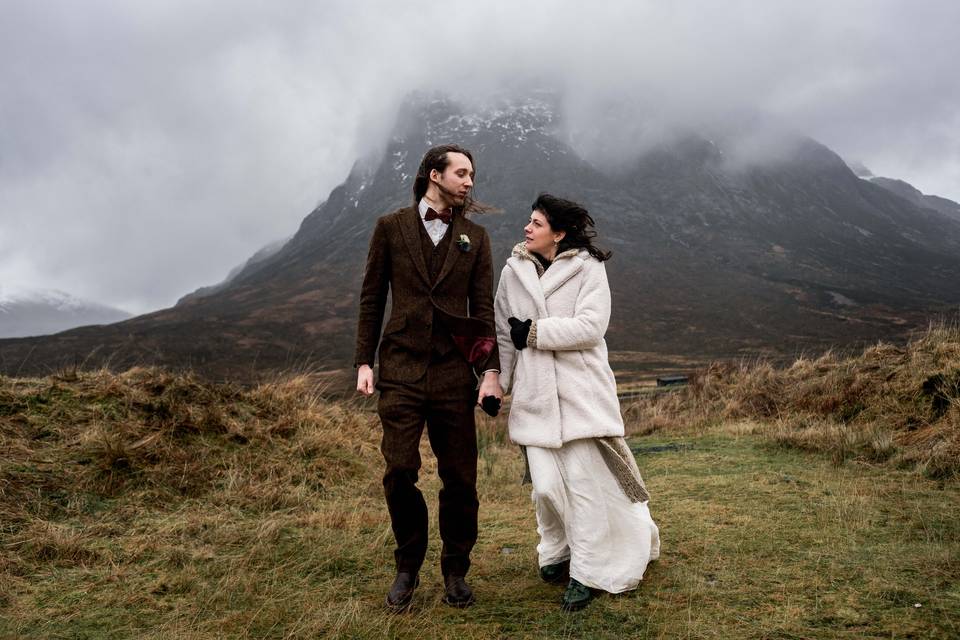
[412,144,480,214]
[532,193,612,262]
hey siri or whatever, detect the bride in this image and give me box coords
[494,193,660,611]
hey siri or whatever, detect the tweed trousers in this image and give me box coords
[376,351,479,577]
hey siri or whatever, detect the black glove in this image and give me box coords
[508,317,532,350]
[480,395,501,417]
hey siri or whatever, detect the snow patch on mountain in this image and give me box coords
[0,287,118,314]
[0,286,133,338]
[424,96,558,148]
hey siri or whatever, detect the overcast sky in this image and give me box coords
[2,1,958,314]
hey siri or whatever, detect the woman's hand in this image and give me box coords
[508,317,532,350]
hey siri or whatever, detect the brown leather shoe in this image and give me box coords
[442,574,475,608]
[385,571,419,611]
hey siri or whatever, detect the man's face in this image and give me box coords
[431,152,474,206]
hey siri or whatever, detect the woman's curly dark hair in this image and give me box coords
[531,193,611,262]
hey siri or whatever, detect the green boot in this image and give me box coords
[538,559,569,584]
[561,578,593,611]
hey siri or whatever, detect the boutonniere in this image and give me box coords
[456,234,471,252]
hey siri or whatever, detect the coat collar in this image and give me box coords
[434,212,467,289]
[399,206,430,285]
[508,242,584,315]
[398,203,467,290]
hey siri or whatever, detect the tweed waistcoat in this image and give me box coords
[418,220,455,356]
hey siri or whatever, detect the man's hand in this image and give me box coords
[477,370,502,406]
[356,364,374,396]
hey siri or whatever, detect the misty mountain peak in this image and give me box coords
[7,94,960,377]
[392,91,562,152]
[1,287,100,313]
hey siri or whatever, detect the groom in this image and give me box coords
[355,144,502,610]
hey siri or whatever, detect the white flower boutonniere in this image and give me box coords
[456,233,471,252]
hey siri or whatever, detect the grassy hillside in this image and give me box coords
[627,322,960,479]
[1,328,959,638]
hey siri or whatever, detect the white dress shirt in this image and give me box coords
[418,199,450,246]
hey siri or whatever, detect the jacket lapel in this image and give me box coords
[432,213,465,291]
[510,257,548,317]
[508,245,584,318]
[398,206,431,287]
[540,256,584,300]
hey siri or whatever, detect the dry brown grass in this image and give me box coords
[0,367,379,545]
[2,365,959,637]
[0,366,536,638]
[624,322,960,477]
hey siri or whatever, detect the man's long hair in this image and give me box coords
[532,193,612,262]
[412,144,481,214]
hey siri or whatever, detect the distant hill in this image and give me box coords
[848,161,960,222]
[4,92,960,379]
[0,288,131,339]
[868,177,960,222]
[177,235,292,305]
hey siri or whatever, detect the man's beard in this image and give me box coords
[436,181,468,207]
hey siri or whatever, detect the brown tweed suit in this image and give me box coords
[355,204,499,577]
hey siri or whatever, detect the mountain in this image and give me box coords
[0,288,132,339]
[3,92,960,379]
[868,177,960,222]
[848,162,960,222]
[176,235,292,305]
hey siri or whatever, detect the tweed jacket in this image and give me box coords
[354,205,500,383]
[495,243,624,448]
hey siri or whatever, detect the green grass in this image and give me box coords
[3,418,958,639]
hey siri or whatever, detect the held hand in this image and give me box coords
[477,371,503,406]
[508,317,532,350]
[356,364,374,396]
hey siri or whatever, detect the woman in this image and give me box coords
[495,193,660,611]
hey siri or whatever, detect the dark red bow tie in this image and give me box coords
[424,207,453,224]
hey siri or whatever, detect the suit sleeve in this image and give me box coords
[354,217,391,367]
[535,259,610,351]
[468,227,501,374]
[494,267,516,393]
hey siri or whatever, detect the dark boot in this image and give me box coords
[385,571,419,611]
[560,578,593,612]
[442,574,475,608]
[539,559,570,584]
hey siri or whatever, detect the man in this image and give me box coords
[355,144,502,610]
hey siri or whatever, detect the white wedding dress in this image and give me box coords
[526,439,661,593]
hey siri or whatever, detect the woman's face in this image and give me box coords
[524,210,564,256]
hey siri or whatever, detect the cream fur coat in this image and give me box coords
[495,243,625,448]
